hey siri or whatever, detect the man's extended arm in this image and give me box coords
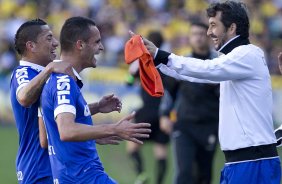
[56,112,151,144]
[129,31,255,83]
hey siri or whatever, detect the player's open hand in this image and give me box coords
[114,112,151,144]
[98,94,122,113]
[47,60,75,79]
[96,136,123,145]
[129,30,158,57]
[278,52,282,74]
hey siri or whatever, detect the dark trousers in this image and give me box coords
[172,129,217,184]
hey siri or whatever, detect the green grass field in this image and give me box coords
[0,127,281,184]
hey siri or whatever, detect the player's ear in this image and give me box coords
[26,41,37,53]
[76,40,85,50]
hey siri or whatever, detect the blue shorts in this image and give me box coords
[220,158,281,184]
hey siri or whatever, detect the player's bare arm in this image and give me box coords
[38,117,48,148]
[17,61,74,107]
[56,112,151,144]
[278,52,282,74]
[88,94,122,115]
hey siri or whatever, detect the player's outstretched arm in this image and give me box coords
[88,94,122,115]
[55,112,151,144]
[17,61,74,107]
[278,52,282,74]
[39,117,48,148]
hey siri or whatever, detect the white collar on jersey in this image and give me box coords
[53,59,82,80]
[72,68,82,80]
[19,60,45,72]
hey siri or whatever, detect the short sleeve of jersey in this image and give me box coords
[12,66,38,96]
[51,74,79,118]
[38,107,42,117]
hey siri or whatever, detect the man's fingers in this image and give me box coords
[142,37,151,45]
[132,133,150,138]
[104,94,114,100]
[129,138,143,145]
[111,136,123,141]
[134,123,151,128]
[129,30,135,37]
[134,128,151,134]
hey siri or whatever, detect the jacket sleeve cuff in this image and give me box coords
[154,49,171,66]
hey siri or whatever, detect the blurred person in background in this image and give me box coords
[0,38,17,77]
[159,22,219,184]
[10,18,74,184]
[126,31,170,184]
[41,16,151,184]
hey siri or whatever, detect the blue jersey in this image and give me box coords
[10,61,52,183]
[41,73,106,183]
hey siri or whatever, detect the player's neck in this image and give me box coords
[60,53,82,74]
[21,56,47,67]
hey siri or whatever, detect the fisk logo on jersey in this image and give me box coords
[16,67,29,86]
[57,75,70,105]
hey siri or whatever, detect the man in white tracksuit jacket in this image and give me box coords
[138,1,281,184]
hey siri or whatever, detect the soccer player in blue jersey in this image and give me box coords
[10,19,75,183]
[41,16,151,183]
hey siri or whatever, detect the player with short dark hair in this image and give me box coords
[41,16,151,184]
[11,18,74,184]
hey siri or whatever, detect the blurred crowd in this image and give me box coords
[0,0,282,77]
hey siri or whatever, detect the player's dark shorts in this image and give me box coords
[134,107,169,144]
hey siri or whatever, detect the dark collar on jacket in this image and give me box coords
[218,35,250,55]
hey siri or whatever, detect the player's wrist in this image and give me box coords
[97,101,102,113]
[109,123,118,136]
[45,62,54,74]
